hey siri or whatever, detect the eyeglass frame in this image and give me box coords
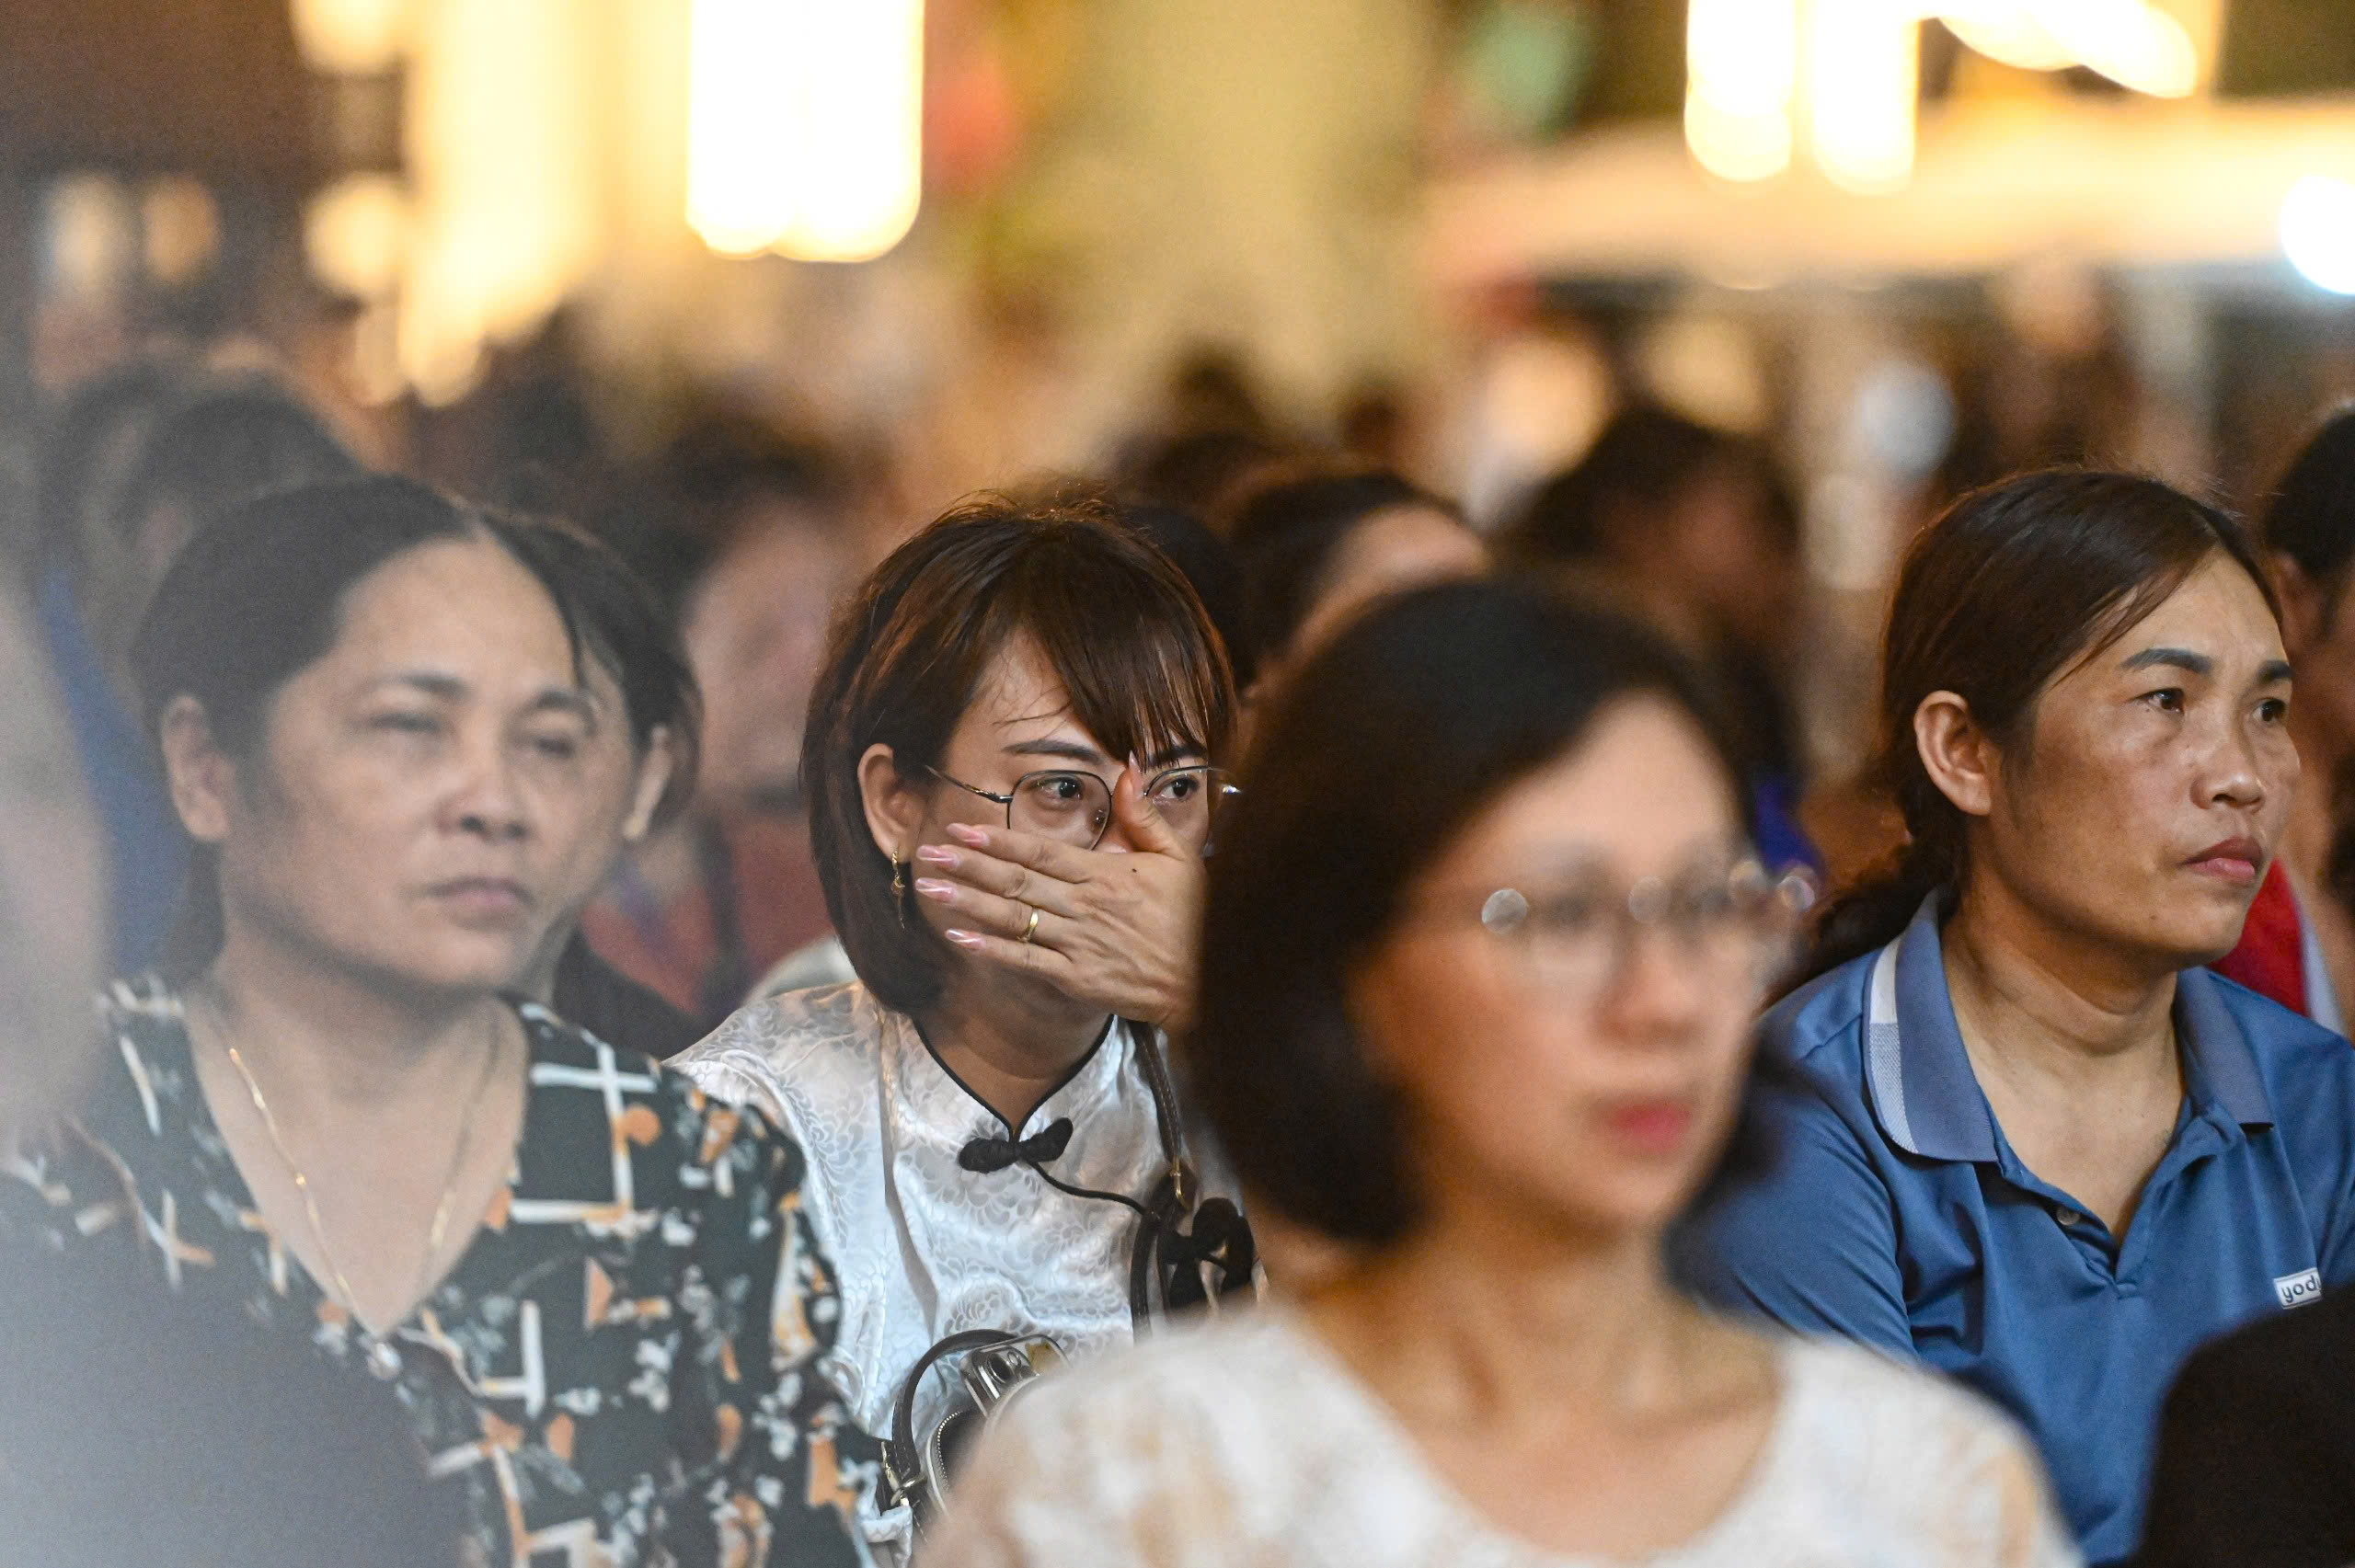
[1417,856,1819,1000]
[926,763,1239,851]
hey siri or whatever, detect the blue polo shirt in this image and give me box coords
[1675,895,2355,1565]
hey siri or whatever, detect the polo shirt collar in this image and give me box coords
[1863,892,2277,1162]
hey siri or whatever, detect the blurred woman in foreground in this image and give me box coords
[0,569,450,1568]
[6,477,862,1565]
[499,518,708,1056]
[931,581,2074,1567]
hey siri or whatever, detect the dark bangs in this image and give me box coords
[970,532,1232,769]
[804,495,1235,1015]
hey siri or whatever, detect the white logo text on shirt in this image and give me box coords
[2274,1269,2323,1309]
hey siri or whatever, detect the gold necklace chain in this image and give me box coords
[201,987,506,1379]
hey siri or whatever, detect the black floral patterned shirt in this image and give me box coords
[5,977,876,1567]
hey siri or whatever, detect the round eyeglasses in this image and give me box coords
[929,764,1239,852]
[1439,858,1818,1002]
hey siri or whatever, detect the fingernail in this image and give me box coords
[944,929,983,948]
[947,822,988,845]
[915,845,958,865]
[914,878,955,900]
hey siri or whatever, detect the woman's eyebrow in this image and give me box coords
[2118,646,2211,677]
[526,688,601,727]
[1005,738,1109,766]
[367,671,466,699]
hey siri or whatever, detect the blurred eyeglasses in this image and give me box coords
[1437,856,1817,1002]
[929,765,1238,853]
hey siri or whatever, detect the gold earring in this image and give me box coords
[890,852,909,927]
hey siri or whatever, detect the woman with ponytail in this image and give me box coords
[1676,470,2355,1566]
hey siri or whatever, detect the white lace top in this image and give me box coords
[926,1311,2084,1568]
[672,983,1203,1553]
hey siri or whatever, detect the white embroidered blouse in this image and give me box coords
[672,982,1203,1551]
[926,1310,2085,1568]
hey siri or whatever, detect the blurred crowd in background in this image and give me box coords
[8,3,2355,1009]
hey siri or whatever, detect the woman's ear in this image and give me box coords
[156,695,237,846]
[1913,690,1997,820]
[620,726,680,844]
[856,743,924,864]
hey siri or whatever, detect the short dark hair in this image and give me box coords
[1116,502,1258,690]
[1190,578,1757,1247]
[1806,468,2278,981]
[1506,405,1797,567]
[1224,468,1463,665]
[804,495,1235,1014]
[131,475,585,976]
[500,519,702,830]
[2261,405,2355,604]
[626,413,849,622]
[36,363,359,584]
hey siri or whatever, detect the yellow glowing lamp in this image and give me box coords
[2033,0,2197,97]
[305,174,408,300]
[1936,2,2075,71]
[1809,0,1919,195]
[1683,0,1797,182]
[687,0,925,263]
[290,0,406,75]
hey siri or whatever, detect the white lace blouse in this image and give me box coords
[925,1311,2084,1568]
[672,982,1203,1551]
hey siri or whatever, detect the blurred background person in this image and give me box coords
[2216,405,2355,1029]
[1505,405,1817,876]
[10,476,865,1566]
[28,361,359,972]
[1677,472,2351,1567]
[673,497,1251,1561]
[1119,499,1260,696]
[497,517,706,1056]
[1111,345,1298,521]
[931,581,2073,1568]
[584,417,857,1027]
[1223,466,1488,713]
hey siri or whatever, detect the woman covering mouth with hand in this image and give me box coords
[672,496,1255,1562]
[1676,471,2355,1566]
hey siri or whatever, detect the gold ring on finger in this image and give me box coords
[1020,905,1041,944]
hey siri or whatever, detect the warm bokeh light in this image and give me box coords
[1936,2,2199,95]
[141,178,221,287]
[687,0,925,263]
[1684,89,1795,183]
[401,0,599,406]
[2033,0,2198,97]
[288,0,406,75]
[1687,2,2205,198]
[1936,2,2076,70]
[2280,175,2355,295]
[1808,0,1918,195]
[1683,0,1797,182]
[304,174,408,300]
[685,0,797,255]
